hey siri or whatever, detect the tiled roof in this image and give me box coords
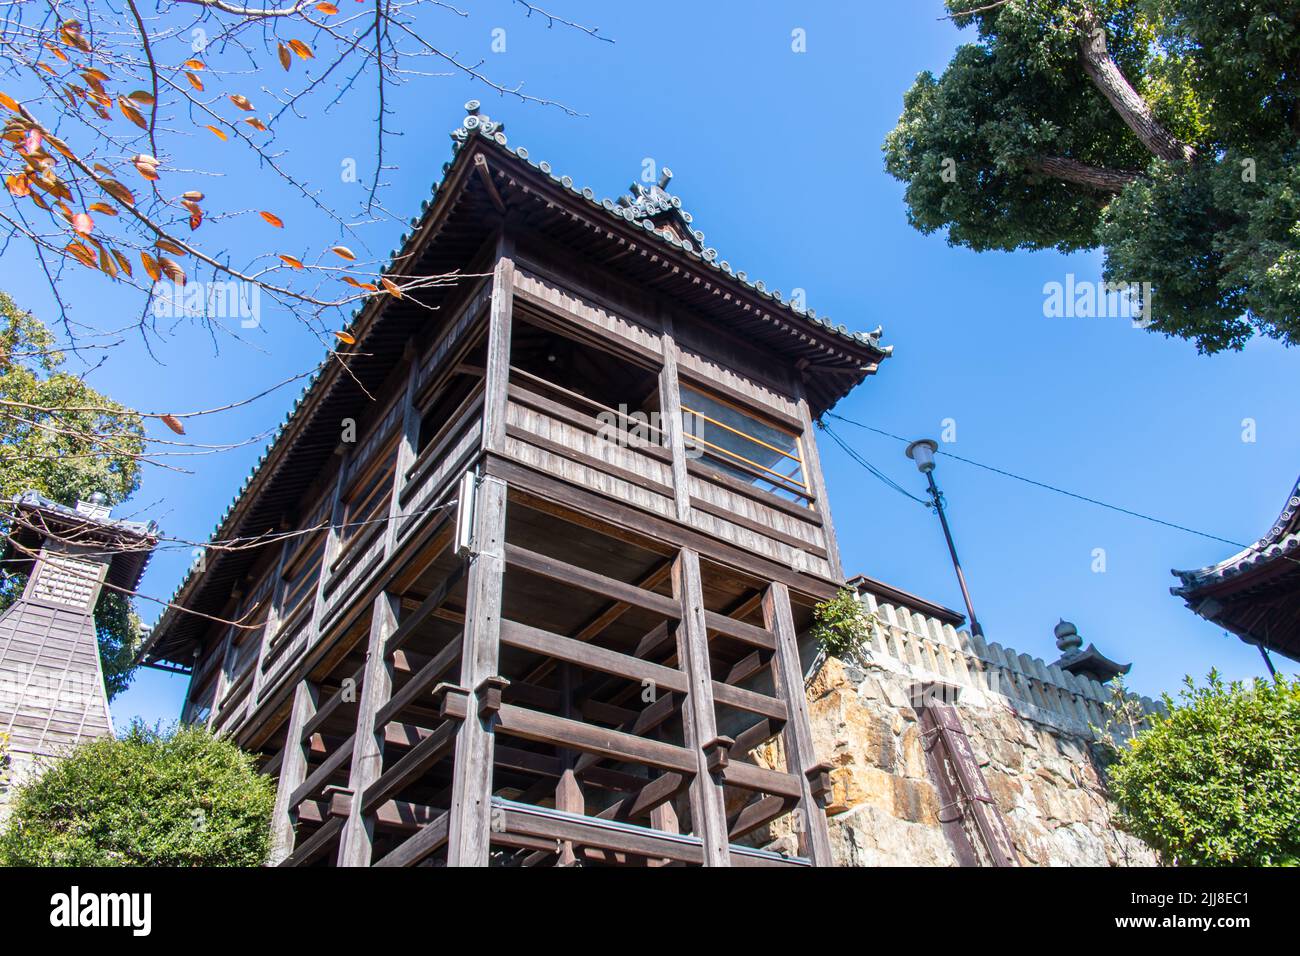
[451,102,892,354]
[1171,474,1300,594]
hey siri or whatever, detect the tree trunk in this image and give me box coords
[1078,12,1196,164]
[1027,156,1140,193]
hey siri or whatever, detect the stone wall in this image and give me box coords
[748,590,1157,866]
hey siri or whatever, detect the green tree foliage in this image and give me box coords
[0,723,275,866]
[1106,672,1300,866]
[0,289,147,697]
[883,0,1300,353]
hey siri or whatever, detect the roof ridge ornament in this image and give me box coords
[619,166,704,253]
[451,99,506,145]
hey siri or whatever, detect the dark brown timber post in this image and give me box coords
[763,581,834,865]
[269,677,318,865]
[445,472,507,866]
[337,591,399,866]
[672,548,731,866]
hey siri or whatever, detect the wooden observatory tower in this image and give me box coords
[138,104,893,866]
[0,492,156,800]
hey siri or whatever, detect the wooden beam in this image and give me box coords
[279,816,343,867]
[373,810,451,867]
[337,591,399,866]
[672,549,731,866]
[500,619,689,695]
[504,543,681,620]
[493,704,697,774]
[446,473,507,866]
[361,717,459,814]
[729,793,796,841]
[374,634,461,728]
[764,581,834,865]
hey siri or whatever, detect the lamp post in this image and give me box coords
[906,438,984,639]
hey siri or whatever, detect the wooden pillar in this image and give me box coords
[554,663,584,866]
[763,581,834,865]
[249,537,292,708]
[671,548,731,866]
[337,591,399,866]
[268,677,318,865]
[385,353,422,552]
[445,473,507,866]
[657,312,692,522]
[793,378,843,581]
[311,454,350,643]
[482,237,515,455]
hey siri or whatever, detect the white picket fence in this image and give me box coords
[855,590,1161,739]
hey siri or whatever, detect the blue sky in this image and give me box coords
[5,2,1297,727]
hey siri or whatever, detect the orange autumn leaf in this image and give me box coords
[131,154,160,181]
[118,97,147,129]
[160,414,186,435]
[204,124,227,141]
[6,174,30,197]
[289,39,314,60]
[140,250,162,281]
[244,117,269,132]
[381,277,403,298]
[111,249,133,277]
[0,91,21,112]
[228,94,255,112]
[98,178,135,206]
[159,256,186,284]
[278,254,305,270]
[330,245,355,260]
[278,43,292,71]
[316,2,339,13]
[127,90,155,105]
[182,190,205,202]
[186,72,204,92]
[335,330,356,345]
[88,201,117,215]
[259,211,284,228]
[341,276,378,291]
[65,241,96,268]
[184,59,206,71]
[156,238,188,256]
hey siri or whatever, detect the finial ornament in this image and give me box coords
[1054,618,1082,655]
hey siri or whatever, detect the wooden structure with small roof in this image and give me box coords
[1172,474,1300,667]
[139,103,892,867]
[1,491,156,798]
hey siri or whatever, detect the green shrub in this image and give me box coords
[0,722,275,867]
[1106,672,1300,866]
[811,588,875,661]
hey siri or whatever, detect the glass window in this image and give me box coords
[680,386,807,501]
[184,673,217,725]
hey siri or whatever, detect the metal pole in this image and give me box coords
[926,471,984,639]
[1257,642,1277,678]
